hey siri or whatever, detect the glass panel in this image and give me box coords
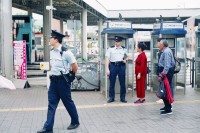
[195,61,200,85]
[153,49,159,60]
[198,36,200,47]
[198,48,200,57]
[153,38,157,48]
[166,39,175,48]
[176,38,186,58]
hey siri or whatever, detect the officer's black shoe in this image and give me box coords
[67,123,80,130]
[37,128,53,133]
[107,99,114,103]
[120,99,127,103]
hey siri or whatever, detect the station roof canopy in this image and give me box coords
[12,0,200,26]
[12,0,107,25]
[107,8,200,24]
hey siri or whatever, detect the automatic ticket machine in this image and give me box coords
[100,21,135,98]
[195,25,200,90]
[151,21,187,93]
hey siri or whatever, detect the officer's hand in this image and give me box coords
[123,60,127,63]
[137,73,141,79]
[106,70,110,76]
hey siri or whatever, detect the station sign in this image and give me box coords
[162,23,183,29]
[108,21,132,29]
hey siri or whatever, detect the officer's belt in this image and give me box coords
[110,61,125,66]
[50,74,69,80]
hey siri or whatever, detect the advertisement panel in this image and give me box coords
[13,40,27,79]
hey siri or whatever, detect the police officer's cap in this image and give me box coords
[114,36,123,42]
[51,30,65,42]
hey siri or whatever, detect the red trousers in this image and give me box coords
[136,75,146,98]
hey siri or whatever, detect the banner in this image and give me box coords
[13,40,27,80]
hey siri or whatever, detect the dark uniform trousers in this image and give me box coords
[109,62,126,101]
[44,75,79,130]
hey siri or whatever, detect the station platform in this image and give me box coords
[0,79,200,133]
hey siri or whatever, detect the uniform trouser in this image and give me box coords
[160,67,174,111]
[109,63,126,101]
[44,77,79,130]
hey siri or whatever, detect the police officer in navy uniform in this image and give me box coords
[105,36,128,103]
[37,31,79,133]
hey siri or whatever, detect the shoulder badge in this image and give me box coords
[121,46,125,49]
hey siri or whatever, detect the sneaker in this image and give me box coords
[160,107,173,111]
[160,107,165,111]
[160,110,173,115]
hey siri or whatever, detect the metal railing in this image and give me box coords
[186,58,195,87]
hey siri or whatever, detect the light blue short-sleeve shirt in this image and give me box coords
[50,45,76,75]
[105,45,128,62]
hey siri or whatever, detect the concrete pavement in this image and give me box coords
[0,80,200,133]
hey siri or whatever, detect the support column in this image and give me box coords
[60,18,63,34]
[81,9,87,60]
[28,9,33,16]
[98,18,103,92]
[98,18,103,56]
[43,0,52,62]
[0,0,13,79]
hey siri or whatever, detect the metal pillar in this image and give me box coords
[82,9,87,60]
[43,0,52,62]
[0,0,13,79]
[98,19,103,56]
[0,0,2,75]
[28,9,33,16]
[98,18,103,91]
[60,18,63,34]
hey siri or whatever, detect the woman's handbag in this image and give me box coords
[156,81,166,99]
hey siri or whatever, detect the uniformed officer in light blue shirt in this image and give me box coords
[105,36,128,103]
[37,31,79,133]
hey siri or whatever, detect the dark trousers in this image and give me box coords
[43,77,79,130]
[159,67,174,111]
[109,63,126,101]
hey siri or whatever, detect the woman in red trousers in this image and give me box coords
[134,42,147,104]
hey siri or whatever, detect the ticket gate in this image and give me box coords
[100,21,135,98]
[195,27,200,90]
[151,21,187,93]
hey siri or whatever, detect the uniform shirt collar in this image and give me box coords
[115,45,123,49]
[53,45,62,51]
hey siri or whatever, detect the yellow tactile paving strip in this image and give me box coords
[0,99,200,112]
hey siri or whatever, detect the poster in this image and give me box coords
[13,40,27,80]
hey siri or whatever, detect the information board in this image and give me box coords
[13,40,27,80]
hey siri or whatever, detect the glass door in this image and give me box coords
[195,34,200,89]
[176,37,187,92]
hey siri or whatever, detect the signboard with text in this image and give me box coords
[108,21,132,29]
[13,40,27,80]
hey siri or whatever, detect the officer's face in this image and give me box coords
[49,37,58,46]
[115,41,122,47]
